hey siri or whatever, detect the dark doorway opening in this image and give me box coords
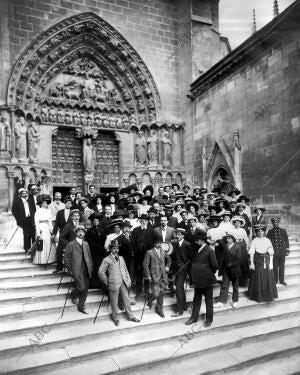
[53,186,72,200]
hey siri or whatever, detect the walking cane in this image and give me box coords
[57,266,66,292]
[93,292,106,324]
[140,280,152,322]
[184,278,188,311]
[61,277,72,318]
[3,226,19,250]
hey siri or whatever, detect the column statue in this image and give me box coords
[147,129,158,166]
[27,120,40,163]
[135,130,146,165]
[14,116,27,161]
[83,137,96,181]
[0,115,11,151]
[161,129,172,168]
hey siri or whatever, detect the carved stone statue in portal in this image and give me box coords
[27,120,40,163]
[14,116,27,161]
[83,137,96,182]
[161,129,172,168]
[147,129,158,166]
[135,130,147,166]
[0,115,11,152]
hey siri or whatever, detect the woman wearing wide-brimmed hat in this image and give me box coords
[137,195,152,216]
[90,193,106,214]
[248,224,278,303]
[186,201,200,217]
[104,219,124,251]
[252,206,267,229]
[33,194,55,265]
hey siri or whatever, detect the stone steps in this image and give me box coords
[0,235,299,374]
[2,307,300,374]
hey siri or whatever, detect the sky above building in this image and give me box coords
[219,0,296,49]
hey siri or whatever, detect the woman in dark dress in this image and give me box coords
[248,224,278,302]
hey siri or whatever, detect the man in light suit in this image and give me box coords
[98,239,140,326]
[64,225,93,314]
[143,239,171,318]
[153,215,176,244]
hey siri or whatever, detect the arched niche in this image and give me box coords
[165,172,173,186]
[0,166,9,212]
[7,12,161,127]
[129,173,137,185]
[175,173,182,185]
[154,172,163,191]
[28,167,38,184]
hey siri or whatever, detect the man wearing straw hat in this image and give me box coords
[64,225,93,314]
[98,239,140,326]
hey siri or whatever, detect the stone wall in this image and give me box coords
[0,0,181,121]
[192,26,300,206]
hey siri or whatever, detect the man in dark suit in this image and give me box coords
[185,217,205,252]
[12,188,35,252]
[267,216,290,285]
[143,239,171,318]
[64,225,93,314]
[85,212,106,288]
[52,196,73,273]
[177,210,189,230]
[99,205,113,234]
[27,184,38,216]
[185,232,218,327]
[85,184,97,208]
[116,220,135,273]
[131,214,154,298]
[153,216,176,244]
[59,209,81,250]
[164,204,178,228]
[171,229,194,317]
[68,187,77,209]
[148,207,160,229]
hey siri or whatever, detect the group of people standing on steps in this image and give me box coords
[11,182,290,327]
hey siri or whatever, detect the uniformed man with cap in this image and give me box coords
[267,217,289,285]
[64,225,93,314]
[98,239,140,326]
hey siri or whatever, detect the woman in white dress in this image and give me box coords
[104,219,123,252]
[33,195,56,265]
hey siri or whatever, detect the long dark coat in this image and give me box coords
[191,245,218,288]
[64,239,93,290]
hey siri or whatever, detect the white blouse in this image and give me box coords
[249,236,274,257]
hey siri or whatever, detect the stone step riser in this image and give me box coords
[0,280,72,291]
[1,292,299,340]
[6,322,300,375]
[1,307,300,362]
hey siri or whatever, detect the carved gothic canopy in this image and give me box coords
[7,12,161,128]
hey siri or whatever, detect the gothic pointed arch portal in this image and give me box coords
[206,139,236,194]
[7,12,162,192]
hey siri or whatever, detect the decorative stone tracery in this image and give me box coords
[7,12,161,128]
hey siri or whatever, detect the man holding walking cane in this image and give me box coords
[63,225,93,314]
[98,239,140,326]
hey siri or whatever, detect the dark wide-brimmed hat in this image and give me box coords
[110,239,120,248]
[138,195,152,204]
[63,195,73,204]
[143,185,154,196]
[254,206,266,213]
[223,232,236,242]
[186,201,200,211]
[139,213,149,220]
[171,183,180,190]
[228,188,241,197]
[108,219,124,229]
[89,212,102,221]
[123,219,132,228]
[79,197,89,204]
[238,195,250,203]
[37,194,51,206]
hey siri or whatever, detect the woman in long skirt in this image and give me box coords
[33,194,56,265]
[248,224,278,302]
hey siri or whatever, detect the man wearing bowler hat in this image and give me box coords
[64,225,93,314]
[185,232,218,327]
[171,228,193,317]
